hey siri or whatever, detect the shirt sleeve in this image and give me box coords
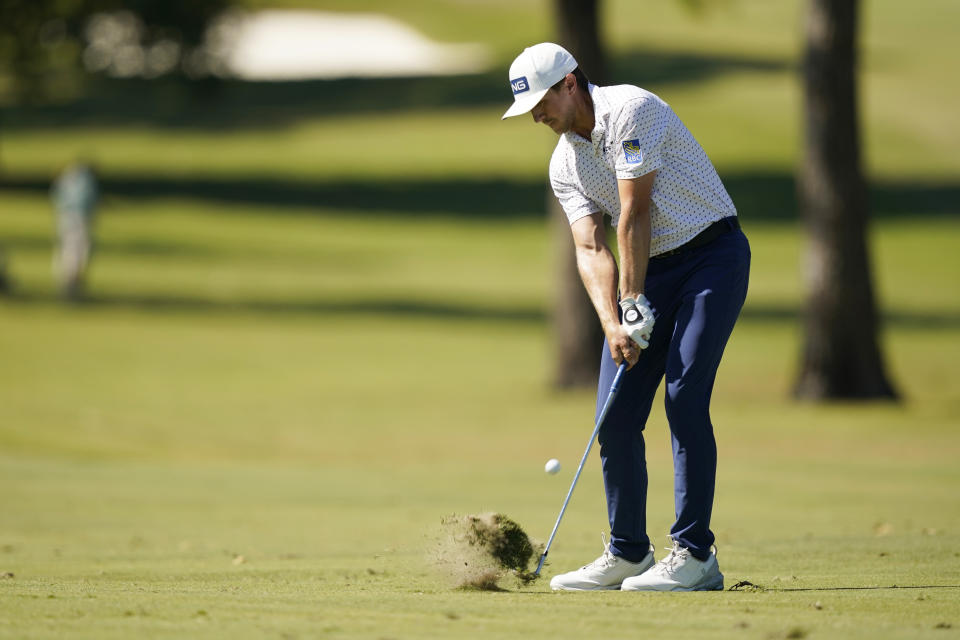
[613,96,667,180]
[550,155,597,225]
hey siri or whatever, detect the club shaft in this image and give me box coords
[534,362,628,576]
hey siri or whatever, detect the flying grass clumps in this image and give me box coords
[433,513,543,590]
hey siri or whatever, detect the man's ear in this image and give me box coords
[565,73,577,93]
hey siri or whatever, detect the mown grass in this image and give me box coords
[2,0,960,637]
[2,193,959,638]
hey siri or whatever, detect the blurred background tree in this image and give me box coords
[796,0,898,399]
[550,0,607,389]
[0,0,233,102]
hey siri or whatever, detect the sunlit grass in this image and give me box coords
[2,1,959,637]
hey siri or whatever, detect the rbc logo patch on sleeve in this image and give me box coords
[622,139,643,164]
[511,76,529,95]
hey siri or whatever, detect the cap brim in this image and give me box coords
[501,87,549,120]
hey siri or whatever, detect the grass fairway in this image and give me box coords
[2,199,959,638]
[2,0,960,637]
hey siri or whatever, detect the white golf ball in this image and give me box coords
[544,458,561,474]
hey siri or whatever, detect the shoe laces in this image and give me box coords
[657,540,691,574]
[582,533,617,570]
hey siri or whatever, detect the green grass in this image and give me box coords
[2,0,960,637]
[2,195,959,638]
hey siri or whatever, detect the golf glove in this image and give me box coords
[620,295,655,349]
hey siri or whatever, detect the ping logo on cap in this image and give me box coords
[511,76,529,95]
[622,139,643,164]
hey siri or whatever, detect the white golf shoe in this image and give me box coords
[620,540,724,591]
[550,541,655,591]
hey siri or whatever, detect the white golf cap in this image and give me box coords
[501,43,578,120]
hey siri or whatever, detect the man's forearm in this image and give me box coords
[617,207,651,298]
[616,172,657,299]
[575,244,621,335]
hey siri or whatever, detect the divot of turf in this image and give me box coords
[432,513,543,590]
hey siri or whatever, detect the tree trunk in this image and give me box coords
[551,0,607,388]
[795,0,897,399]
[554,0,608,86]
[549,196,604,388]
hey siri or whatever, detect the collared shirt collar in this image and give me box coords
[565,83,609,151]
[588,83,611,139]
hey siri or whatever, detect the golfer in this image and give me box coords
[503,43,750,591]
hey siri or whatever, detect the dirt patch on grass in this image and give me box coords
[431,513,543,590]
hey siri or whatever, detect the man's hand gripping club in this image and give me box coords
[615,294,654,368]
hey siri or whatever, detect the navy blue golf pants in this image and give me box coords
[598,225,750,562]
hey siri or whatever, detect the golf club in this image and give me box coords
[533,361,628,577]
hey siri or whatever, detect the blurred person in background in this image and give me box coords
[51,160,99,301]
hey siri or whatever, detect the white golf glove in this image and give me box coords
[620,294,655,349]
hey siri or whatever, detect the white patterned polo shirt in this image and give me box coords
[549,84,736,256]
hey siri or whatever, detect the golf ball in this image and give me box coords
[544,458,561,474]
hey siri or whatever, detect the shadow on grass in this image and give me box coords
[2,172,958,220]
[731,580,960,592]
[0,234,226,259]
[0,291,546,324]
[775,585,960,592]
[742,305,960,331]
[2,47,790,130]
[3,293,958,330]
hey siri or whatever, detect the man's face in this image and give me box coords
[530,79,575,134]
